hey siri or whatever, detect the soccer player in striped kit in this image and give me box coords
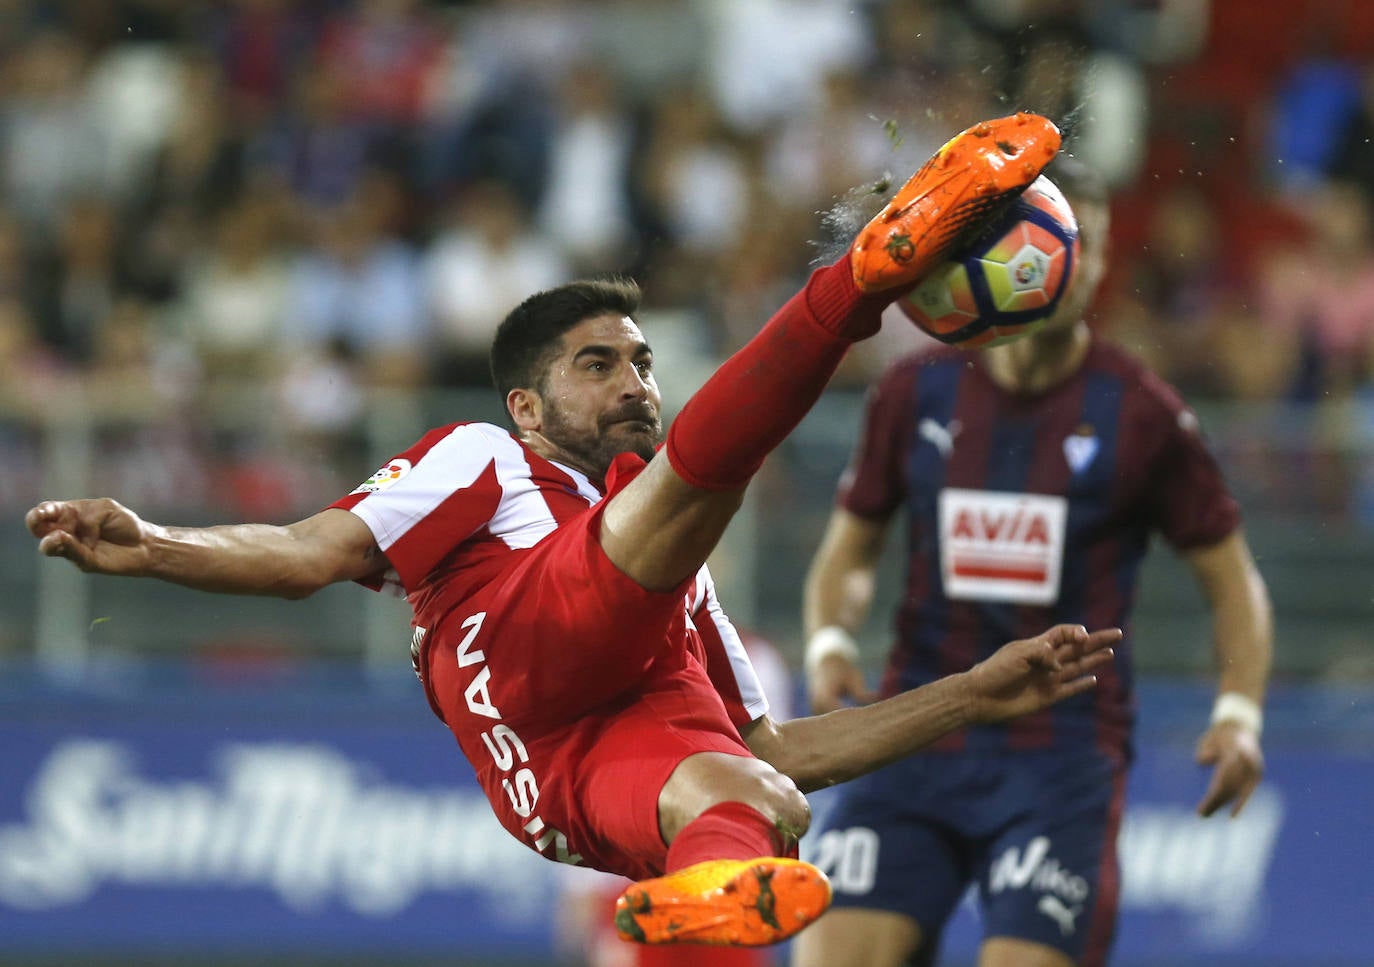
[26,115,1119,950]
[794,158,1273,967]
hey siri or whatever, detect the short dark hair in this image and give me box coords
[489,278,642,400]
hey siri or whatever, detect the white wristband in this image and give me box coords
[1211,692,1263,736]
[805,626,860,676]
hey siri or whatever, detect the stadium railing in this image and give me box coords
[3,383,1372,682]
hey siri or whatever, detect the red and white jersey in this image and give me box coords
[330,421,770,727]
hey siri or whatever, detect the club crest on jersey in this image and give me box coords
[1063,424,1098,474]
[351,458,412,494]
[938,489,1068,604]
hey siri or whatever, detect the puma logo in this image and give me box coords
[919,418,962,458]
[1038,893,1082,936]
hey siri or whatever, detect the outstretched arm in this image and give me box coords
[26,499,383,599]
[1185,529,1272,817]
[741,623,1119,793]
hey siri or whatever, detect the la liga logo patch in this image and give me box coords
[351,458,412,494]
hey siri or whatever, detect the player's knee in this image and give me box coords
[701,767,809,837]
[750,770,811,839]
[660,752,812,844]
[777,777,812,836]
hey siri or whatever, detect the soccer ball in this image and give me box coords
[898,174,1080,348]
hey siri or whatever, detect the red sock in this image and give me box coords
[664,255,891,492]
[664,802,791,872]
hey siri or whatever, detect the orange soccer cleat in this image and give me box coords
[850,111,1062,293]
[613,857,832,947]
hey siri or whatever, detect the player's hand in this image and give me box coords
[807,652,877,714]
[25,498,159,576]
[1194,722,1264,818]
[963,624,1120,724]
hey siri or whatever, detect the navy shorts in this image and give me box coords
[808,750,1126,966]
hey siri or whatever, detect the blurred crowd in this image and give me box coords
[5,0,1374,517]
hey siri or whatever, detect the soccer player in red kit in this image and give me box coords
[794,158,1273,967]
[25,114,1119,949]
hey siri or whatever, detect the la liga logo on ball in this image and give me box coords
[900,174,1079,349]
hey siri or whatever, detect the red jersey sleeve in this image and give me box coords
[1139,372,1242,551]
[689,566,770,729]
[838,357,920,520]
[330,422,509,592]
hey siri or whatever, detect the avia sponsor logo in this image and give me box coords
[1119,787,1284,945]
[989,836,1089,938]
[453,612,582,866]
[0,740,544,916]
[938,489,1067,604]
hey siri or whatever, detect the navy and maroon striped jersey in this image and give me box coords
[840,340,1240,762]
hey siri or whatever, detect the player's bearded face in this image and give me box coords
[540,392,663,473]
[534,313,664,477]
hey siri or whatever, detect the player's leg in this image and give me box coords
[638,941,772,967]
[614,706,828,946]
[597,257,885,593]
[613,750,831,948]
[978,936,1076,967]
[791,760,973,967]
[539,663,830,947]
[599,113,1063,593]
[791,909,923,967]
[974,757,1126,967]
[655,750,812,851]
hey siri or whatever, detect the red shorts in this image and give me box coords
[421,462,754,880]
